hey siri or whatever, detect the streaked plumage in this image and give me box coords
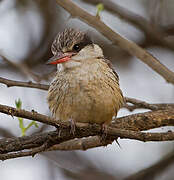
[47,28,124,126]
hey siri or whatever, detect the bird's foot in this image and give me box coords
[69,119,76,135]
[101,123,108,141]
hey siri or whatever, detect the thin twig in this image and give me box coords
[124,97,174,111]
[0,142,49,161]
[125,97,159,111]
[0,76,49,90]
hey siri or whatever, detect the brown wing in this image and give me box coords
[102,58,125,105]
[102,58,119,82]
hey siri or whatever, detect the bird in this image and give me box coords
[47,28,124,133]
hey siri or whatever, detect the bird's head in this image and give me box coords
[47,28,104,69]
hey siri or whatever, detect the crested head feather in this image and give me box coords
[51,28,93,55]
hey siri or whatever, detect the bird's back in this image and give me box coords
[47,58,124,124]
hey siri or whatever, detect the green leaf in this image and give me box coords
[25,121,39,132]
[15,99,22,109]
[33,121,39,128]
[15,99,38,136]
[18,117,24,130]
[96,3,104,17]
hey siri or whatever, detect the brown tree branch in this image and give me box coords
[113,109,174,131]
[47,136,111,151]
[0,103,57,126]
[0,127,174,160]
[0,142,49,161]
[82,0,174,51]
[1,103,174,132]
[0,102,174,160]
[56,0,174,84]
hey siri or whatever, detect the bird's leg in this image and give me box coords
[55,124,62,137]
[69,118,76,135]
[101,122,121,148]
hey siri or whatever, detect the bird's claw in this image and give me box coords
[115,138,122,148]
[101,123,108,141]
[69,119,76,135]
[101,124,120,147]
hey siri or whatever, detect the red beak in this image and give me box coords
[46,52,76,65]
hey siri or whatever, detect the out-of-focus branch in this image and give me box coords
[125,150,174,180]
[148,0,164,26]
[0,76,49,90]
[163,25,174,35]
[125,97,174,111]
[55,0,174,85]
[0,127,15,138]
[82,0,174,51]
[0,55,41,82]
[1,76,174,112]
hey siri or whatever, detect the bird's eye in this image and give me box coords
[73,44,80,51]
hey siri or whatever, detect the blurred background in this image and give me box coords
[0,0,174,179]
